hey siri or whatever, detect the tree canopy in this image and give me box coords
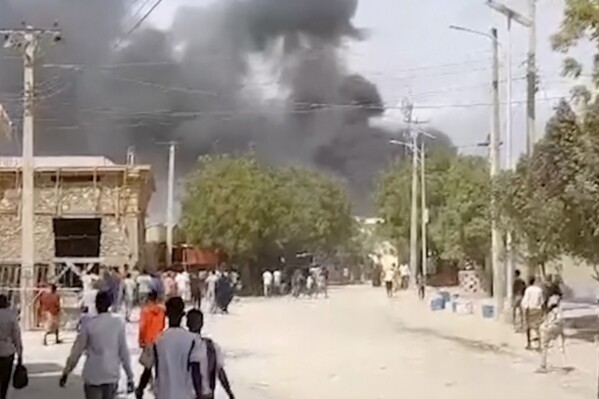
[376,149,492,268]
[181,154,355,267]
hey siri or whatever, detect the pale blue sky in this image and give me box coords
[150,0,588,162]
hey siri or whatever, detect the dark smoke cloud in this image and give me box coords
[0,0,447,215]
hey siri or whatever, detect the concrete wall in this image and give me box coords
[0,172,147,266]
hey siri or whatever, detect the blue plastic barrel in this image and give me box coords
[482,304,495,319]
[430,297,446,311]
[439,291,451,303]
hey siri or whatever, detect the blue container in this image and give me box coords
[482,304,495,319]
[430,297,446,311]
[439,291,451,303]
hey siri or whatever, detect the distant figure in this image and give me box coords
[538,294,567,373]
[190,272,203,309]
[206,271,219,313]
[81,268,100,294]
[522,277,544,350]
[61,291,134,399]
[136,270,153,305]
[262,270,273,297]
[399,263,411,290]
[81,280,100,317]
[291,269,304,298]
[163,272,177,299]
[544,274,563,309]
[215,273,234,313]
[123,273,136,322]
[187,309,235,399]
[317,266,329,298]
[40,284,62,345]
[383,266,395,298]
[512,270,527,331]
[306,272,315,298]
[0,294,22,399]
[136,291,165,399]
[416,272,425,300]
[150,272,165,299]
[176,270,191,303]
[273,269,282,295]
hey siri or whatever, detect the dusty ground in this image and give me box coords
[14,286,596,398]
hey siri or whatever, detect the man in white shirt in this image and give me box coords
[262,270,273,297]
[176,271,191,303]
[399,264,411,289]
[273,270,282,295]
[187,309,234,399]
[60,291,134,399]
[147,297,204,399]
[383,265,395,298]
[521,277,544,350]
[206,271,219,313]
[136,270,153,305]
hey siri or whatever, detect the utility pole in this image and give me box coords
[505,15,514,304]
[490,28,504,317]
[527,0,537,155]
[486,0,533,305]
[420,139,428,287]
[1,25,61,330]
[402,99,419,283]
[166,142,176,268]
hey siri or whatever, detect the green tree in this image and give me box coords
[552,0,599,103]
[430,155,491,267]
[274,166,355,255]
[181,154,279,261]
[376,150,490,267]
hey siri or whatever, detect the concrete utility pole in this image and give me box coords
[166,142,176,268]
[402,99,419,282]
[490,28,504,316]
[527,0,537,155]
[420,138,428,286]
[486,0,533,297]
[1,25,61,330]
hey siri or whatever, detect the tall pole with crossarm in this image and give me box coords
[1,25,61,330]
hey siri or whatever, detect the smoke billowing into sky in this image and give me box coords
[0,0,449,216]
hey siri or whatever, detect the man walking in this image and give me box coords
[40,284,62,346]
[123,273,136,322]
[262,270,273,297]
[145,297,204,399]
[511,270,527,331]
[383,265,395,298]
[522,277,544,350]
[273,269,282,296]
[136,291,165,399]
[187,309,235,399]
[60,291,134,399]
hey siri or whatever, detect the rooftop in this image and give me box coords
[0,156,116,168]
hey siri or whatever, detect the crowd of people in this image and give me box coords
[59,289,235,399]
[262,266,330,299]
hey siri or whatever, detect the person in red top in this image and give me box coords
[136,290,165,399]
[40,284,62,346]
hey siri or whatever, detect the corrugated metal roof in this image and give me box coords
[0,156,116,168]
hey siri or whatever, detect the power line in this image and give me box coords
[115,0,164,49]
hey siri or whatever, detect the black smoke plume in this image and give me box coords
[0,0,447,215]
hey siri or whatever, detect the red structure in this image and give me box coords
[172,245,223,271]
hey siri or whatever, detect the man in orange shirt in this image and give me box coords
[40,284,62,346]
[136,291,165,399]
